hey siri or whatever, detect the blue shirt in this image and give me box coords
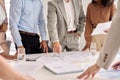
[9,0,46,47]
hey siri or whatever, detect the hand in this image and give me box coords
[3,18,8,24]
[52,41,62,54]
[81,45,89,51]
[40,40,48,53]
[74,32,81,37]
[112,61,120,70]
[77,64,101,79]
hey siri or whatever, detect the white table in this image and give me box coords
[10,51,120,80]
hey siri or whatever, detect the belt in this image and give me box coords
[19,30,36,36]
[67,30,76,34]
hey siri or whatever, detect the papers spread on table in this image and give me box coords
[37,51,92,75]
[12,51,92,75]
[38,51,92,63]
[91,21,111,35]
[44,61,84,75]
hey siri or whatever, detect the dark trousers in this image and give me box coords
[19,33,44,54]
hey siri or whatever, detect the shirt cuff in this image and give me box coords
[16,40,23,47]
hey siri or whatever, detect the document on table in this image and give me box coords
[44,61,84,75]
[98,69,120,79]
[60,51,92,63]
[91,21,111,35]
[37,51,92,64]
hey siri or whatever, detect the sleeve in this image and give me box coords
[84,4,93,48]
[77,0,85,35]
[109,3,117,20]
[38,1,46,40]
[47,1,59,42]
[96,0,120,69]
[9,0,23,47]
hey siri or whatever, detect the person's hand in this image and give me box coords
[112,61,120,70]
[77,64,101,79]
[52,41,62,54]
[3,18,8,24]
[40,40,48,53]
[81,45,89,51]
[74,32,81,37]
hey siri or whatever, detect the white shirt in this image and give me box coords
[63,0,76,31]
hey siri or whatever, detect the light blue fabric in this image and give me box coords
[9,0,46,47]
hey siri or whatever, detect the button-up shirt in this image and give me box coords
[63,0,76,31]
[10,0,46,47]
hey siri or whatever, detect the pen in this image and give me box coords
[26,59,36,61]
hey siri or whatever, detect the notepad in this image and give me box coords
[44,61,84,75]
[91,21,111,35]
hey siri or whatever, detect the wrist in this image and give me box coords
[17,46,24,48]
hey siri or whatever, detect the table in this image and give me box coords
[10,51,120,80]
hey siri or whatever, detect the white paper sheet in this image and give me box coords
[91,21,111,35]
[44,61,84,75]
[98,69,120,79]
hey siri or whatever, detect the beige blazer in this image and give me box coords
[47,0,85,44]
[96,0,120,69]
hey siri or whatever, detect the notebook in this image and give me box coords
[44,61,84,75]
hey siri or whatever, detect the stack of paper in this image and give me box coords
[44,61,84,75]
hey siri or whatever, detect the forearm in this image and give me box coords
[0,56,32,80]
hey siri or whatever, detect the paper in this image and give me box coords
[44,61,84,75]
[98,69,120,79]
[37,55,63,64]
[91,21,111,35]
[37,51,92,64]
[59,51,92,63]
